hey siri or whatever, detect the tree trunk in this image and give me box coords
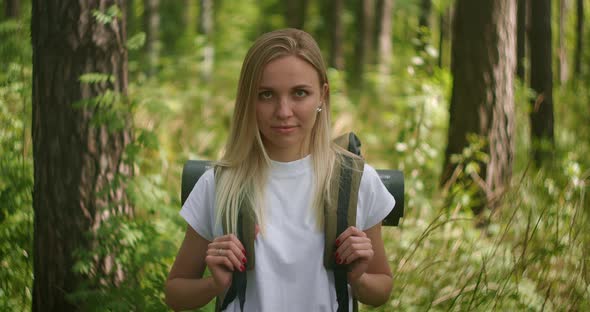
[574,0,584,78]
[3,0,20,18]
[559,0,570,84]
[517,0,527,81]
[199,0,214,83]
[31,1,131,310]
[143,0,160,76]
[438,7,452,68]
[351,0,375,90]
[529,0,554,165]
[442,0,517,214]
[284,0,308,29]
[418,0,432,50]
[126,0,135,35]
[329,0,345,70]
[377,0,393,77]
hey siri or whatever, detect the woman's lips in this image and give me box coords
[272,125,298,134]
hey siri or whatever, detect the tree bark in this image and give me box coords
[574,0,584,78]
[143,0,160,76]
[328,0,345,70]
[284,0,308,29]
[529,0,555,165]
[442,0,517,214]
[199,0,214,83]
[559,0,570,84]
[418,0,432,50]
[31,1,131,310]
[126,0,135,35]
[351,0,375,90]
[377,0,393,77]
[3,0,20,18]
[437,7,452,68]
[517,0,527,81]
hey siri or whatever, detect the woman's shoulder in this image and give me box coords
[359,162,382,189]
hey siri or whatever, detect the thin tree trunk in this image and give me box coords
[529,0,555,165]
[284,0,308,29]
[559,0,570,84]
[143,0,159,76]
[377,0,393,77]
[442,0,517,214]
[438,10,444,68]
[329,0,345,70]
[352,0,375,90]
[517,0,527,81]
[199,0,214,83]
[438,7,452,68]
[126,0,135,35]
[418,0,432,50]
[574,0,584,78]
[4,0,20,18]
[31,0,131,311]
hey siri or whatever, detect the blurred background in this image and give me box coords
[1,0,589,311]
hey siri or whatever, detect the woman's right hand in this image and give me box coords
[205,234,247,290]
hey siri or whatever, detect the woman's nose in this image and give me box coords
[275,97,293,119]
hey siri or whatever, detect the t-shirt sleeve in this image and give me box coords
[179,168,216,241]
[357,163,396,230]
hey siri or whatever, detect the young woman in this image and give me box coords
[165,28,395,311]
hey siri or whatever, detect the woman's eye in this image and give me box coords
[294,89,308,97]
[259,91,273,100]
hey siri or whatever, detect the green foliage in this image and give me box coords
[0,26,33,311]
[1,1,590,311]
[445,134,489,215]
[127,32,146,51]
[92,5,122,25]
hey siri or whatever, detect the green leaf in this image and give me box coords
[79,73,114,84]
[92,5,121,25]
[126,32,146,50]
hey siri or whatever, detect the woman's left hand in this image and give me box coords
[334,226,373,282]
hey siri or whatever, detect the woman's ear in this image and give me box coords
[321,83,329,103]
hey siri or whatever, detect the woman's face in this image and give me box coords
[255,55,327,162]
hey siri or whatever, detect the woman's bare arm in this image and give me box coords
[337,224,393,306]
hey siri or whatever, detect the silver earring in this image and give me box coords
[316,106,322,113]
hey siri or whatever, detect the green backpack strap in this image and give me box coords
[330,132,364,312]
[324,153,364,312]
[215,169,256,312]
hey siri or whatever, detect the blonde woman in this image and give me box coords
[165,28,395,312]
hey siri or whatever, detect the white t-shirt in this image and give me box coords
[180,155,395,312]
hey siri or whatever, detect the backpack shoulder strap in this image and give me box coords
[324,153,364,312]
[214,167,255,312]
[323,153,364,268]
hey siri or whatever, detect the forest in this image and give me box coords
[1,0,589,311]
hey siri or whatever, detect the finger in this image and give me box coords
[208,241,247,261]
[336,242,372,264]
[227,234,246,253]
[207,247,244,271]
[335,236,371,259]
[335,226,366,246]
[213,234,246,255]
[205,254,234,272]
[342,248,374,265]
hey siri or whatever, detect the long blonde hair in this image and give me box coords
[215,28,339,233]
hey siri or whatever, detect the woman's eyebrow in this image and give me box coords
[292,84,313,89]
[258,84,313,90]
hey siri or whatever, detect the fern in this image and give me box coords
[92,5,121,25]
[126,32,146,51]
[79,73,115,84]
